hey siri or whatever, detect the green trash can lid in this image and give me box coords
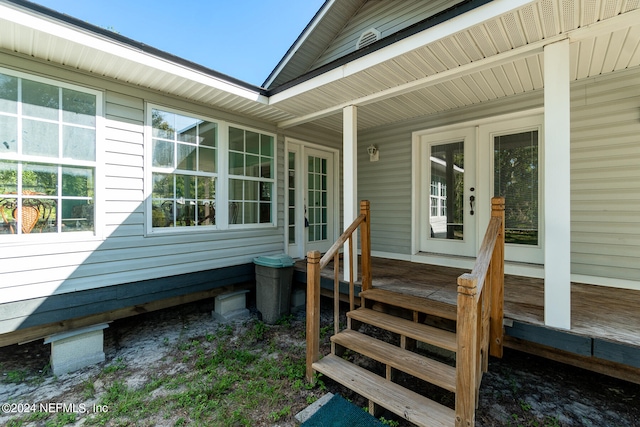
[253,254,295,268]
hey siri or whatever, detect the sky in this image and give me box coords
[31,0,326,87]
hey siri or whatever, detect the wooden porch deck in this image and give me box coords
[295,256,640,383]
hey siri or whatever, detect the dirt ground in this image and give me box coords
[1,296,639,426]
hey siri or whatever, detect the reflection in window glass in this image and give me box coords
[62,167,94,197]
[288,151,296,244]
[494,131,539,245]
[0,74,18,113]
[62,88,96,126]
[0,72,98,236]
[63,126,95,161]
[0,115,17,154]
[307,155,328,242]
[150,108,218,229]
[429,141,464,240]
[22,79,59,120]
[228,127,274,225]
[22,119,58,157]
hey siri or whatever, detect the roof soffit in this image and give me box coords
[272,0,640,132]
[0,0,300,124]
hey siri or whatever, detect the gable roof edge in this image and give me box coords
[262,0,335,88]
[266,0,494,96]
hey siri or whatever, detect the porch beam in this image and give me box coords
[543,39,571,330]
[270,0,537,105]
[276,36,565,129]
[343,106,358,281]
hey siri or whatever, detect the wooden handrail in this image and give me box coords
[319,213,366,269]
[306,200,371,382]
[457,217,501,299]
[455,197,505,427]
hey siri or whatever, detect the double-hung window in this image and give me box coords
[150,108,217,229]
[0,69,99,237]
[228,127,274,225]
[147,107,275,232]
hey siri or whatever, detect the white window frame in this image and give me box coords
[0,67,104,243]
[144,104,277,235]
[227,125,276,228]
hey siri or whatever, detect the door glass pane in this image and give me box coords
[429,141,464,240]
[307,155,327,242]
[494,131,539,245]
[288,152,296,244]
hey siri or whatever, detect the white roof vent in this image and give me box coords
[356,28,381,49]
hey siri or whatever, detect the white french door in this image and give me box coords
[414,114,543,265]
[286,141,336,258]
[478,115,543,264]
[418,128,477,257]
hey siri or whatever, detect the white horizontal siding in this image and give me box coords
[0,61,285,305]
[570,67,640,282]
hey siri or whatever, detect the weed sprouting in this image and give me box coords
[3,369,28,383]
[251,320,267,341]
[102,357,126,374]
[380,417,400,426]
[276,314,295,327]
[521,400,532,412]
[269,405,291,421]
[5,312,330,427]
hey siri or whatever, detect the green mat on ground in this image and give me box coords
[301,394,385,427]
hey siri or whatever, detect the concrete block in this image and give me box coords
[213,290,250,322]
[44,324,108,375]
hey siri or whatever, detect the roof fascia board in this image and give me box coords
[276,35,565,129]
[1,1,268,103]
[262,0,335,88]
[269,0,537,104]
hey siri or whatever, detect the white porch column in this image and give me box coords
[544,39,571,330]
[343,105,358,280]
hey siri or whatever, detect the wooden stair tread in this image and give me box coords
[361,288,457,321]
[332,329,456,393]
[348,308,457,353]
[313,354,455,427]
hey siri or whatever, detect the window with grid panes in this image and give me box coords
[228,126,274,225]
[150,108,217,229]
[0,69,99,236]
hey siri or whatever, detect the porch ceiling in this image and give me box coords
[1,1,639,133]
[273,0,640,133]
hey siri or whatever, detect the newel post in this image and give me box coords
[306,250,321,382]
[456,274,479,427]
[360,200,372,292]
[490,197,505,358]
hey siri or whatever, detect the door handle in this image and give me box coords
[469,195,475,216]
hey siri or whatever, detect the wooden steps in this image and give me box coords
[313,354,455,427]
[331,329,456,392]
[306,198,505,427]
[314,290,459,426]
[348,307,457,352]
[360,288,457,321]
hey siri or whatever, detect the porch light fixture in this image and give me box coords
[367,145,379,162]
